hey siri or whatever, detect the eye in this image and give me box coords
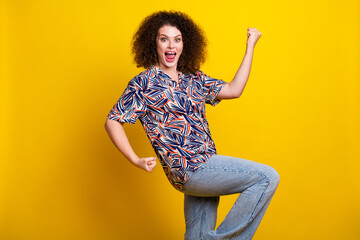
[175,38,182,42]
[160,38,167,42]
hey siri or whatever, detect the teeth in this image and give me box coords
[165,52,176,55]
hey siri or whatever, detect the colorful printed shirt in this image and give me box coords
[107,66,227,190]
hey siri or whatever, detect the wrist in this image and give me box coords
[128,154,140,166]
[246,45,255,53]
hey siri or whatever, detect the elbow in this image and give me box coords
[226,86,242,99]
[218,84,242,99]
[104,118,112,132]
[234,92,242,99]
[231,90,243,99]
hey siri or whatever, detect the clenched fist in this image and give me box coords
[247,27,261,49]
[137,157,157,173]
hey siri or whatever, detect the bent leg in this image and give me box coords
[182,155,280,240]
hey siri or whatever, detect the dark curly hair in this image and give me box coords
[132,11,207,74]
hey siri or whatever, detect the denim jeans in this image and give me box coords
[181,155,280,240]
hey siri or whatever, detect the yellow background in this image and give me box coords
[1,0,359,239]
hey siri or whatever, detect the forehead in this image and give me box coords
[157,25,182,36]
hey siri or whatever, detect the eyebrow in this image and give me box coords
[159,34,182,38]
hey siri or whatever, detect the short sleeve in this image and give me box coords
[107,76,147,124]
[199,71,228,106]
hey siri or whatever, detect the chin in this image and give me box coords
[161,60,178,69]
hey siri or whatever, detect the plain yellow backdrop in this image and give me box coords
[1,0,359,239]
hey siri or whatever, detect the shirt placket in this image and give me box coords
[180,75,213,140]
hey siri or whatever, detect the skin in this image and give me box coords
[155,25,183,82]
[105,25,261,173]
[217,27,261,99]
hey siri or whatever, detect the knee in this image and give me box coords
[265,165,280,188]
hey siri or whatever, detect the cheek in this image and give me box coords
[179,44,184,55]
[156,41,164,54]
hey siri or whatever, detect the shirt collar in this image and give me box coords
[151,65,184,81]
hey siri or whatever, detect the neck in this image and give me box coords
[156,65,179,81]
[158,65,177,75]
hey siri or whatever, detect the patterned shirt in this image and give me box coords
[107,66,227,190]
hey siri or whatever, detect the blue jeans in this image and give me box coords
[181,155,280,240]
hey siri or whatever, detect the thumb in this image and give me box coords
[145,157,157,163]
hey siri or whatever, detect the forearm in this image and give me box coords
[104,118,140,166]
[217,28,261,100]
[228,46,254,98]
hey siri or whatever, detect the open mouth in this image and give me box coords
[165,51,176,62]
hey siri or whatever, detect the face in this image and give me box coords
[156,25,183,71]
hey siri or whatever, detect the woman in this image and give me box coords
[105,11,279,240]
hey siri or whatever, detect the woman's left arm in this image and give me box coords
[217,28,262,99]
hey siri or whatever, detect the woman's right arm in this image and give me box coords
[104,118,157,172]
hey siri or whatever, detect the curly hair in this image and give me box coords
[132,11,207,74]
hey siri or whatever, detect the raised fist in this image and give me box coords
[247,27,261,49]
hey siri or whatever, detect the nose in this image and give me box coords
[168,40,175,49]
